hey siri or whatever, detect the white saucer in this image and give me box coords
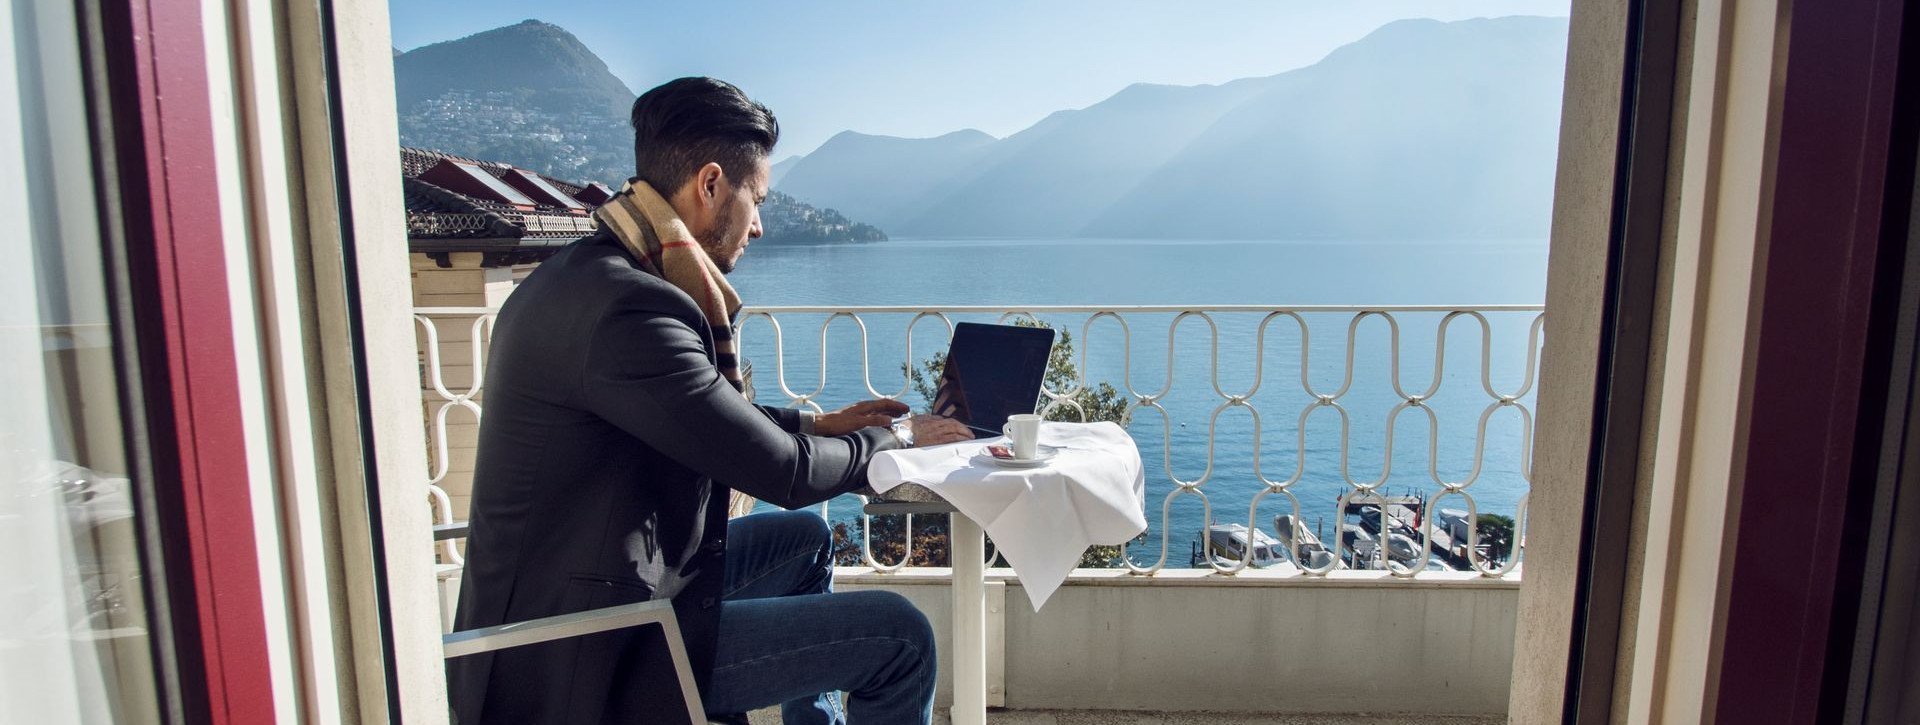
[972,445,1061,469]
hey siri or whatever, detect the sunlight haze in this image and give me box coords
[387,1,1572,157]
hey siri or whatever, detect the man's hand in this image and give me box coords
[813,400,974,447]
[813,399,911,436]
[905,414,974,447]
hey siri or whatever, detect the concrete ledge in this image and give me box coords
[751,708,1503,724]
[836,566,1517,716]
[834,566,1524,590]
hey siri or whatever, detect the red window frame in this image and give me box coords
[91,0,276,721]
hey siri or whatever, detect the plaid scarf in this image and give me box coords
[596,180,757,518]
[595,179,746,392]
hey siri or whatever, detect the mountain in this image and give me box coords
[760,191,887,244]
[774,129,999,232]
[393,20,888,244]
[775,16,1568,240]
[394,20,636,185]
[1086,17,1565,239]
[768,155,803,187]
[395,20,633,117]
[902,80,1273,238]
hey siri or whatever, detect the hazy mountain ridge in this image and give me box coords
[776,16,1569,240]
[393,20,888,244]
[1088,16,1566,238]
[773,129,1000,231]
[894,77,1275,238]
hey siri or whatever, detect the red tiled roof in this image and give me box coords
[574,182,617,206]
[501,168,589,213]
[419,159,539,209]
[400,147,605,256]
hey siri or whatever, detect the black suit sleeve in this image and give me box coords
[756,404,804,433]
[581,304,900,509]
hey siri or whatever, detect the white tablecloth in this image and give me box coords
[867,421,1147,609]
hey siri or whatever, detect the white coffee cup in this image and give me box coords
[1002,414,1042,459]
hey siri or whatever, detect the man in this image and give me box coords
[448,77,972,724]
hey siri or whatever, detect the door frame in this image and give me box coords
[1533,0,1920,721]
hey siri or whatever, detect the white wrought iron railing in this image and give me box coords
[415,304,1543,579]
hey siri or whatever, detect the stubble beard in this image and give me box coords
[701,223,738,274]
[702,198,741,274]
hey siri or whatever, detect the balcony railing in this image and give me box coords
[414,304,1543,581]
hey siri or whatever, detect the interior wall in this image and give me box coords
[1506,0,1630,721]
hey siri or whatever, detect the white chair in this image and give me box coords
[437,522,718,724]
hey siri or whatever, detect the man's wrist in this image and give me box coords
[890,419,915,447]
[799,410,817,435]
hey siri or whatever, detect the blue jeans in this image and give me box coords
[703,511,936,724]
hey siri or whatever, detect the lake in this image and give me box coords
[727,237,1550,568]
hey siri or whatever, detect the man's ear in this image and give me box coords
[696,162,725,205]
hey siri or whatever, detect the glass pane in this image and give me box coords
[0,0,162,721]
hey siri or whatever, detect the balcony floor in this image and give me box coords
[750,709,1503,724]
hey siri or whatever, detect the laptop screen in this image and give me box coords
[932,322,1056,438]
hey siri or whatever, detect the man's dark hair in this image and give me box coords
[630,77,779,194]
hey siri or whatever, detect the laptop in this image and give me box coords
[930,322,1056,439]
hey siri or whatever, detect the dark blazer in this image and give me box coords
[447,232,901,724]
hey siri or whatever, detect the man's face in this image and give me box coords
[699,158,769,274]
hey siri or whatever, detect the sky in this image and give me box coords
[388,1,1571,159]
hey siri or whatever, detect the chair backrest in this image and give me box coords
[437,525,708,723]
